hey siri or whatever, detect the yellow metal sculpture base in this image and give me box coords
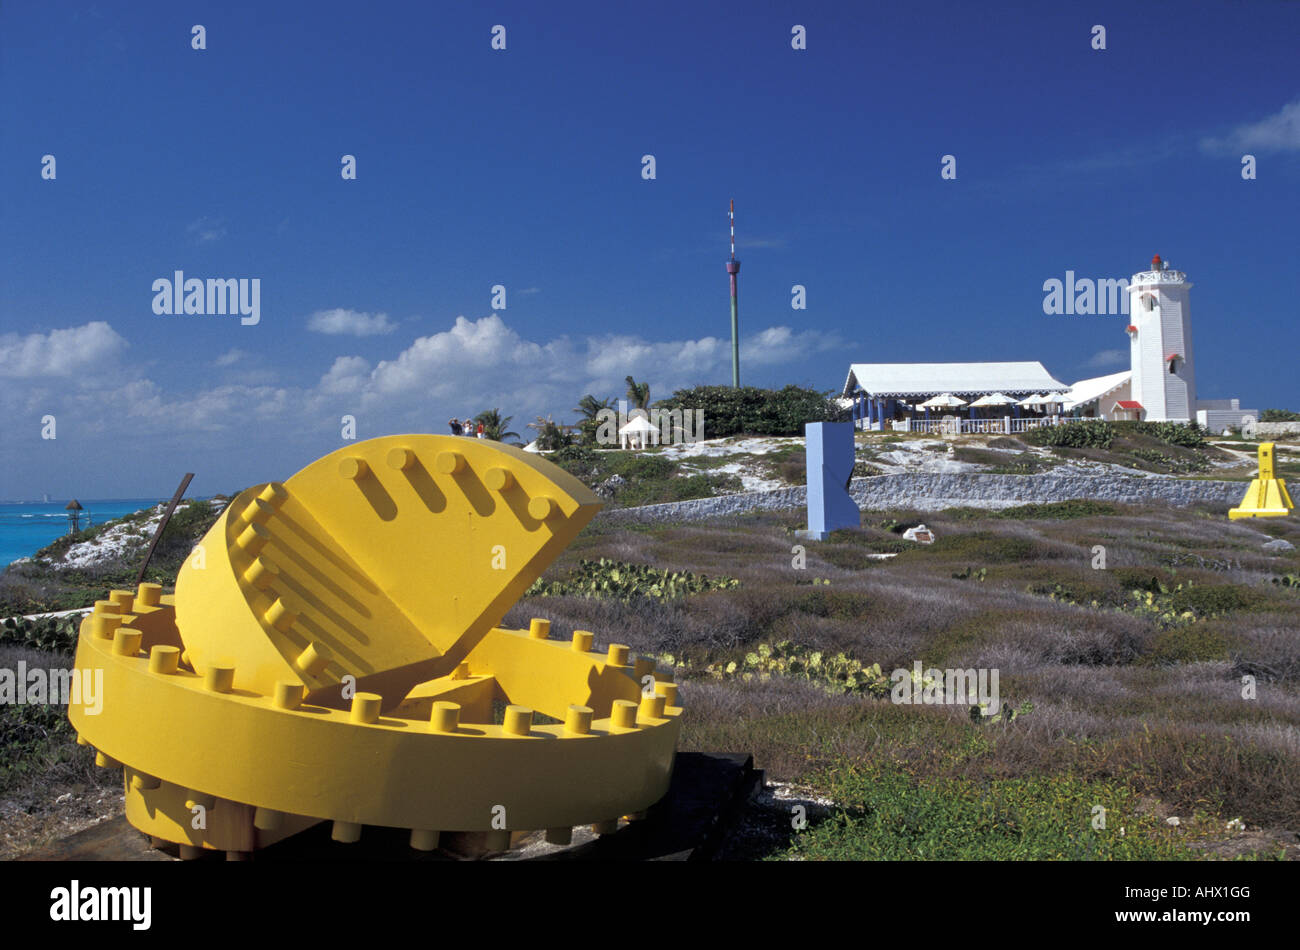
[1229,442,1294,520]
[69,435,680,856]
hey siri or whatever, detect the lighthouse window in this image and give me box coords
[1142,295,1155,312]
[1169,358,1177,374]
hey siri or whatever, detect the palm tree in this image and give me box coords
[474,408,520,444]
[573,394,615,445]
[573,394,615,422]
[527,415,573,451]
[625,376,650,410]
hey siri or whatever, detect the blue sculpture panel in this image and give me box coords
[804,422,859,540]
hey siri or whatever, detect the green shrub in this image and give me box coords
[1168,584,1261,616]
[0,614,83,654]
[1028,419,1208,450]
[653,384,837,439]
[985,452,1056,475]
[1026,420,1114,449]
[819,546,886,570]
[1144,624,1234,664]
[787,588,874,621]
[927,531,1039,563]
[0,699,82,792]
[1120,420,1208,448]
[605,454,676,480]
[1260,409,1300,422]
[1128,448,1209,473]
[661,640,892,697]
[994,500,1118,520]
[525,558,738,600]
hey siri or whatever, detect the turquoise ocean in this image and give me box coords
[0,499,163,567]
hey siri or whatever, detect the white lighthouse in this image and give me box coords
[1124,254,1197,422]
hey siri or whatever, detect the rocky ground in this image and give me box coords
[653,431,1298,490]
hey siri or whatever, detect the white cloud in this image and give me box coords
[350,314,839,411]
[1201,98,1300,153]
[0,322,127,378]
[0,314,842,495]
[319,356,371,395]
[1084,348,1128,369]
[307,308,397,337]
[186,216,227,243]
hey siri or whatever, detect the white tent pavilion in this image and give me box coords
[969,392,1015,407]
[1018,394,1047,407]
[918,393,967,409]
[618,413,659,450]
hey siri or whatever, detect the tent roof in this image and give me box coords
[843,361,1070,398]
[618,415,658,433]
[969,392,1015,406]
[1062,370,1131,410]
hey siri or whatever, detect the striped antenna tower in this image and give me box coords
[729,199,736,261]
[726,199,741,387]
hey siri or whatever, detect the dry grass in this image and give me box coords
[518,500,1300,852]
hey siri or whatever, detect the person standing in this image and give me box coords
[448,418,462,436]
[476,422,485,439]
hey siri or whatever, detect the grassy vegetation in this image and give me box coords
[785,763,1212,860]
[504,499,1300,858]
[1019,420,1238,475]
[548,445,743,506]
[947,500,1122,521]
[0,680,90,793]
[953,446,1058,474]
[525,557,739,600]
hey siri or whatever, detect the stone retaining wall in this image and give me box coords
[1248,421,1300,439]
[597,473,1243,524]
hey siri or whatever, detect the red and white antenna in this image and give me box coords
[729,199,735,261]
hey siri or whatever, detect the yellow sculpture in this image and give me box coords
[1229,442,1293,520]
[68,435,680,857]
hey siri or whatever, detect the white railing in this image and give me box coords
[1009,417,1056,433]
[907,418,965,434]
[906,416,1059,435]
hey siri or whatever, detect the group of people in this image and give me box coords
[448,417,485,438]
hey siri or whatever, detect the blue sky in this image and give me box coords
[2,0,1297,499]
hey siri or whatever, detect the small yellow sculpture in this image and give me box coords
[1229,442,1293,519]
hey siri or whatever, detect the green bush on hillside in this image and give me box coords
[1025,420,1114,449]
[653,385,838,439]
[1120,420,1207,447]
[1026,419,1207,450]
